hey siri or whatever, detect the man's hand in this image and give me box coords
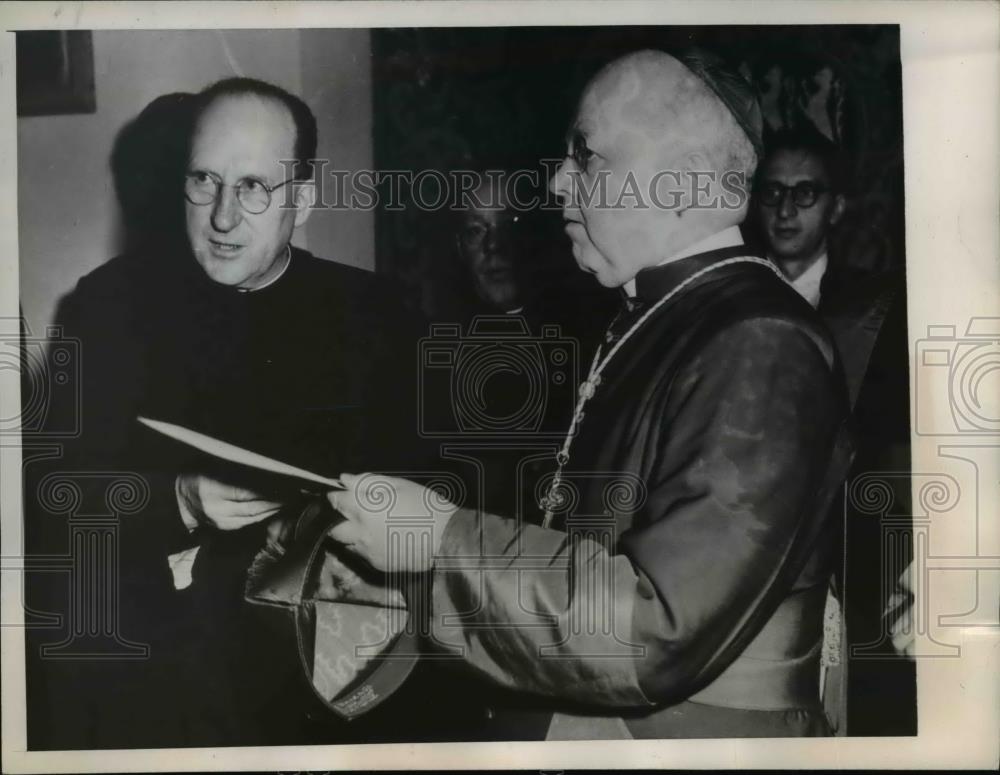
[176,473,282,532]
[326,473,459,573]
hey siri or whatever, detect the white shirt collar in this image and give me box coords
[623,226,745,297]
[237,245,292,293]
[787,252,828,309]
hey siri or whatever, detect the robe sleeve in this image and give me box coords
[428,316,845,708]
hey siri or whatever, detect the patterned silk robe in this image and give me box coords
[428,245,855,738]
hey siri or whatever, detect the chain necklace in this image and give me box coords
[539,256,787,528]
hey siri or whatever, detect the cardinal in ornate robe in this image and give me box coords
[326,48,855,739]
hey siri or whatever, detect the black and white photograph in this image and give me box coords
[1,2,997,772]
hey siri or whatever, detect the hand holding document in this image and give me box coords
[327,472,460,573]
[176,473,283,531]
[139,417,415,716]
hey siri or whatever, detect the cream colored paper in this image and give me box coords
[0,2,996,772]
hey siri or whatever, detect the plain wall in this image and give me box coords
[300,29,374,271]
[17,29,374,339]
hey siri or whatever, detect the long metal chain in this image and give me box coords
[539,256,786,528]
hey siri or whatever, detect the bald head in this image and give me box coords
[550,49,759,288]
[581,50,757,182]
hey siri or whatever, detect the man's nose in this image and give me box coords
[777,190,797,218]
[484,224,513,254]
[550,158,574,203]
[211,185,243,232]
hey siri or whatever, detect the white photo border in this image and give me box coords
[1,1,997,771]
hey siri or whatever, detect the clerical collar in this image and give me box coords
[236,244,292,293]
[624,226,744,298]
[783,252,828,309]
[628,236,762,305]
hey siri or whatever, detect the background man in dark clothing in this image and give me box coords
[754,128,915,735]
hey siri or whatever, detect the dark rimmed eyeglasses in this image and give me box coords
[756,181,828,209]
[184,170,298,215]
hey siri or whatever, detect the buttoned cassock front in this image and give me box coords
[426,245,855,738]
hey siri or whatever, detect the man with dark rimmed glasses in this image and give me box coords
[754,129,915,736]
[754,128,846,308]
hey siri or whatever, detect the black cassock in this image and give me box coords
[24,245,433,748]
[426,244,855,738]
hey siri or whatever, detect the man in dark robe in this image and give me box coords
[25,78,422,748]
[324,49,854,739]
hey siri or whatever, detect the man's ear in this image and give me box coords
[292,181,317,228]
[677,150,713,216]
[685,150,711,173]
[829,193,846,226]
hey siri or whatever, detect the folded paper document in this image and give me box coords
[138,416,345,491]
